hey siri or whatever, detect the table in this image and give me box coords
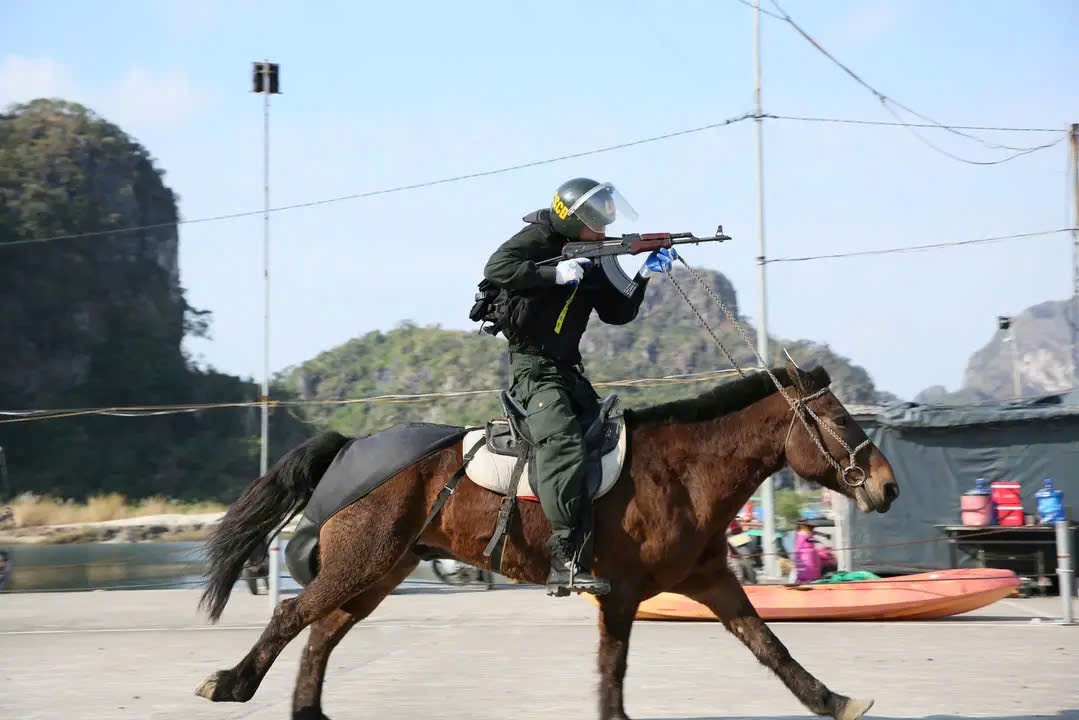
[935,524,1075,596]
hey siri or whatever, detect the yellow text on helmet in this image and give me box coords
[551,192,570,221]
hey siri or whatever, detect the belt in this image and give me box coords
[509,350,585,377]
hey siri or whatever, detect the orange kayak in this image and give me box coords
[586,568,1021,621]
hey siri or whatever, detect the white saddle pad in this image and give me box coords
[463,416,628,501]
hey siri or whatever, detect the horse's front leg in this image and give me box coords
[681,572,873,720]
[595,584,642,720]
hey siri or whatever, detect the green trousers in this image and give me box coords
[508,352,600,541]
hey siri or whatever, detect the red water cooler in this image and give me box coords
[991,481,1024,526]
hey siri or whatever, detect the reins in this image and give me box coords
[662,257,870,488]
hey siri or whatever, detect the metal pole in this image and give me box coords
[830,491,852,572]
[1070,124,1079,388]
[752,0,778,581]
[1056,519,1074,625]
[1009,323,1021,399]
[261,61,279,609]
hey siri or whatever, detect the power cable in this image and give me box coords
[736,0,1062,163]
[767,0,1058,159]
[877,102,1062,166]
[767,114,1062,134]
[1,110,1064,250]
[0,368,745,424]
[766,228,1077,264]
[0,112,755,249]
[731,0,785,21]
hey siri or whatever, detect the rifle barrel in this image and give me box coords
[538,227,731,264]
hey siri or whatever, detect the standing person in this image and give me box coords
[792,521,836,583]
[480,177,676,597]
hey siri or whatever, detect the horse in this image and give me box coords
[194,359,899,720]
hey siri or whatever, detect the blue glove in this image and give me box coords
[640,247,678,278]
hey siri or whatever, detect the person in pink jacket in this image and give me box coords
[793,521,835,583]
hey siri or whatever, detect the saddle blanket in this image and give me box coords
[462,415,628,501]
[285,421,467,586]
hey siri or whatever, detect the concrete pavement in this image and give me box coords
[0,586,1075,719]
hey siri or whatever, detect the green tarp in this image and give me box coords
[847,393,1079,571]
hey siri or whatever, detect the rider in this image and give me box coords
[481,177,676,596]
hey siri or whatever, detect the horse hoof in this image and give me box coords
[293,708,332,720]
[194,670,248,703]
[836,696,874,720]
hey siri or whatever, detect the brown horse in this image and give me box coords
[195,359,899,720]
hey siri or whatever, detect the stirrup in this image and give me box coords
[548,572,610,597]
[546,583,572,598]
[546,559,611,597]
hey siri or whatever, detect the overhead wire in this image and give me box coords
[0,112,755,249]
[5,361,1074,426]
[768,0,1062,161]
[766,228,1078,264]
[765,113,1062,134]
[733,0,1064,163]
[876,102,1062,166]
[0,112,1063,251]
[731,0,785,21]
[0,368,746,425]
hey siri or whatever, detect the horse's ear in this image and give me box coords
[785,353,812,396]
[783,347,803,371]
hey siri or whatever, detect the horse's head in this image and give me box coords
[780,357,899,514]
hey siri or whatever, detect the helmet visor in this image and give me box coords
[567,182,638,233]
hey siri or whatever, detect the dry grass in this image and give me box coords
[9,492,228,529]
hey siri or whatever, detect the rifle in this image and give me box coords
[544,225,732,298]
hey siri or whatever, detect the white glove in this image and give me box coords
[555,258,591,285]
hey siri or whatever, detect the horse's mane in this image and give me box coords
[625,365,831,427]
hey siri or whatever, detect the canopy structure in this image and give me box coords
[845,392,1079,571]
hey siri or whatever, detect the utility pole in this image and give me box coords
[752,0,779,581]
[999,316,1021,399]
[252,60,281,609]
[1070,124,1078,391]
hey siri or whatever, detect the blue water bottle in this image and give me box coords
[1035,478,1064,524]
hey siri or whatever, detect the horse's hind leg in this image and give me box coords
[195,502,417,704]
[683,572,873,720]
[291,553,419,720]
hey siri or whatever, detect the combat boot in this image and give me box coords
[546,535,610,597]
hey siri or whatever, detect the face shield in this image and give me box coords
[566,182,638,233]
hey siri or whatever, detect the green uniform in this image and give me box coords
[483,209,649,542]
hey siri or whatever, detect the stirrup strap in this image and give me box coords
[482,444,529,569]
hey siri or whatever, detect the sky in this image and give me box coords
[1,0,1077,402]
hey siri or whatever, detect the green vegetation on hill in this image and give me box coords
[0,99,309,502]
[281,268,894,436]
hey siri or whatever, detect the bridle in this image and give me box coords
[659,256,872,488]
[779,385,871,488]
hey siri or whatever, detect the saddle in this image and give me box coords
[462,390,628,572]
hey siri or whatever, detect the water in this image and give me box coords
[0,541,304,593]
[0,541,455,593]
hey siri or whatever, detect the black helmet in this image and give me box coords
[549,177,637,238]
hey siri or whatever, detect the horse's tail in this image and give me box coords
[198,430,350,622]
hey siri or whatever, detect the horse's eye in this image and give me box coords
[834,415,848,427]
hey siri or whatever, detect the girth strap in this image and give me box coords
[414,436,486,542]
